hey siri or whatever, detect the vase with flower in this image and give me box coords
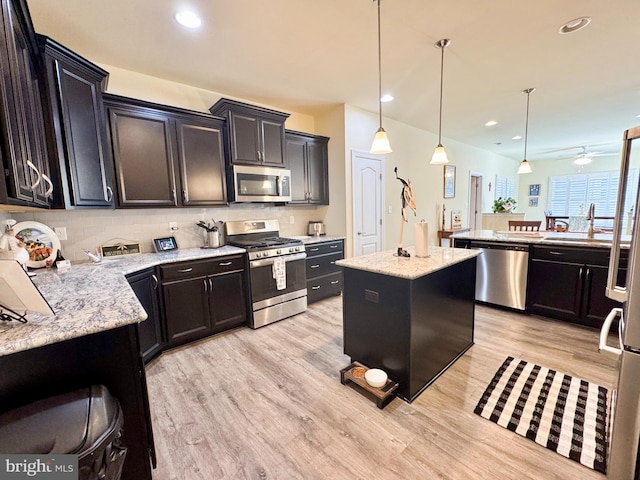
[492,197,517,213]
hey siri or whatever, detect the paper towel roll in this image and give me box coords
[414,221,429,257]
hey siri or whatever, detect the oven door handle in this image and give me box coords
[250,252,307,268]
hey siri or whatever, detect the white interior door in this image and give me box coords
[469,173,483,231]
[352,151,383,256]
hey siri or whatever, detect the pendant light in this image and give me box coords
[517,88,535,174]
[369,0,392,154]
[430,38,451,165]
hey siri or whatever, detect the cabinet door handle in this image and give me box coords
[106,186,113,202]
[203,278,209,292]
[183,189,188,203]
[585,267,591,283]
[26,160,41,190]
[310,247,319,252]
[311,285,321,290]
[330,261,336,265]
[172,188,177,203]
[178,267,193,273]
[330,280,340,285]
[208,278,214,292]
[330,245,338,249]
[549,251,564,256]
[41,174,53,197]
[151,274,158,289]
[218,261,232,266]
[311,264,320,268]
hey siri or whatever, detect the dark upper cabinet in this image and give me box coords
[104,95,227,208]
[0,0,51,207]
[175,116,226,206]
[38,35,113,208]
[286,130,329,204]
[209,98,289,167]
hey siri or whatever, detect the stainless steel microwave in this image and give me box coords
[232,165,292,202]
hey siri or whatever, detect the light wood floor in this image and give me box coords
[145,297,618,480]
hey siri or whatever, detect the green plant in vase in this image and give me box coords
[492,197,517,213]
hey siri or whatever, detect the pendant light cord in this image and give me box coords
[377,0,383,129]
[438,42,444,145]
[523,90,531,160]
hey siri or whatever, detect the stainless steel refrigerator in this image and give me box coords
[601,125,640,479]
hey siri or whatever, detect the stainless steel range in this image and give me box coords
[225,219,306,328]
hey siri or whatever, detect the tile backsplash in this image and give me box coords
[11,204,326,262]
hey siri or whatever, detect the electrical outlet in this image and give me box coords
[388,205,393,214]
[289,215,295,225]
[54,227,67,241]
[169,222,178,232]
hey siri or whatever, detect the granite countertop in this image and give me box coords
[336,245,480,280]
[451,229,631,248]
[0,245,246,358]
[293,235,345,245]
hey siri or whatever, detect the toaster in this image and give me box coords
[307,221,326,236]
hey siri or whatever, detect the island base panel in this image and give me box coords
[342,257,476,402]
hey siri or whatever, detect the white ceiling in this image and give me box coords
[26,0,640,164]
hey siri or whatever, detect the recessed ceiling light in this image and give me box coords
[485,120,498,127]
[175,10,202,28]
[558,16,591,34]
[512,135,523,140]
[380,94,394,103]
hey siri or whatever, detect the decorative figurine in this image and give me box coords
[395,167,416,257]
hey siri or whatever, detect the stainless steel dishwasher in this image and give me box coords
[469,241,529,310]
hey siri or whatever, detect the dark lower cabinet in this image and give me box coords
[527,245,626,329]
[158,255,249,348]
[39,34,114,208]
[126,268,164,364]
[104,95,227,208]
[306,239,343,304]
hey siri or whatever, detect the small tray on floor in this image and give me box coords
[340,361,398,409]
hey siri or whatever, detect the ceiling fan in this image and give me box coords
[571,146,608,165]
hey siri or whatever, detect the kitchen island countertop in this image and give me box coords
[451,229,631,248]
[336,245,480,279]
[0,245,246,358]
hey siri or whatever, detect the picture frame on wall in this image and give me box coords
[529,196,539,207]
[443,165,456,198]
[529,184,541,196]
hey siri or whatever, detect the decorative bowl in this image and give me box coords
[364,368,387,388]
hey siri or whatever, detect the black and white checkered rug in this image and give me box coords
[474,356,609,473]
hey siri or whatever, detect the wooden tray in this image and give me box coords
[340,361,398,409]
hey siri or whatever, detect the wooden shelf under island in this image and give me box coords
[336,245,481,403]
[340,361,399,409]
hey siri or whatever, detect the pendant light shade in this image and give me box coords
[517,88,535,174]
[370,0,392,154]
[430,38,451,165]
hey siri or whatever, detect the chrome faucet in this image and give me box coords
[586,203,595,238]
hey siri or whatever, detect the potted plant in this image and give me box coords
[492,197,517,213]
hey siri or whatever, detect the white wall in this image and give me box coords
[342,105,517,257]
[516,154,622,225]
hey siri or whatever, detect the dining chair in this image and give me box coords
[508,220,541,231]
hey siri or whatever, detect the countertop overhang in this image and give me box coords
[0,245,246,358]
[336,245,480,280]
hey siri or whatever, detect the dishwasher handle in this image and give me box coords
[469,241,529,252]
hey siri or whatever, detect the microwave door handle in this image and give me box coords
[606,133,632,303]
[277,175,283,196]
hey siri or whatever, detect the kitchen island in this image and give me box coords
[0,245,245,480]
[337,246,480,402]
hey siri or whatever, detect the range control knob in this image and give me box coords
[277,249,282,254]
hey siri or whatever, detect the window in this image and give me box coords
[495,175,515,201]
[548,169,638,231]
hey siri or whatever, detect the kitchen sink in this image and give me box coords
[543,232,631,245]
